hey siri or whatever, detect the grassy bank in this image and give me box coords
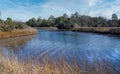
[0,27,37,39]
[72,27,120,35]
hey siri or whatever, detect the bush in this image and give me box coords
[0,24,14,32]
[0,18,29,32]
[14,21,28,29]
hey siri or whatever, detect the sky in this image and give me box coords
[0,0,120,21]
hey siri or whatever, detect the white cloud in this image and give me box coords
[88,0,98,7]
[88,0,102,7]
[0,0,120,21]
[87,0,120,19]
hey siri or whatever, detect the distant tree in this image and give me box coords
[55,16,74,29]
[48,15,54,21]
[41,19,50,27]
[118,19,120,27]
[98,17,108,27]
[79,15,91,27]
[74,12,80,18]
[0,19,4,26]
[63,13,69,18]
[110,13,119,26]
[26,17,37,27]
[48,15,55,26]
[37,16,42,27]
[5,17,13,25]
[112,13,118,20]
[70,12,81,26]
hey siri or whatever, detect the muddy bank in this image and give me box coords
[72,27,120,35]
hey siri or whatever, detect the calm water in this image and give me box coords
[0,30,120,72]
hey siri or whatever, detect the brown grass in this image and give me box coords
[0,53,82,74]
[0,28,37,39]
[0,50,119,74]
[73,27,120,34]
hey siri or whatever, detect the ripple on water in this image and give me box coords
[1,30,120,73]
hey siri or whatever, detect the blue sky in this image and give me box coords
[0,0,120,21]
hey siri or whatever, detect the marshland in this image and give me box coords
[1,0,120,74]
[0,13,120,74]
[0,29,120,74]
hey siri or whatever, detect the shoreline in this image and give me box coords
[33,27,58,30]
[33,27,120,35]
[2,26,120,39]
[72,27,120,35]
[0,28,37,39]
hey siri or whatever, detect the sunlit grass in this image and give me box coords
[0,27,37,39]
[0,53,81,74]
[0,50,119,74]
[73,27,120,34]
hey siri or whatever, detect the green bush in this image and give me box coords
[0,18,28,32]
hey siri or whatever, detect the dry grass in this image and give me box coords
[0,50,119,74]
[0,27,37,39]
[0,53,82,74]
[73,27,120,34]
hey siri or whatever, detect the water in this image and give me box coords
[0,30,120,72]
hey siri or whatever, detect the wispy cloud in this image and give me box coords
[0,0,120,21]
[88,0,103,7]
[88,0,120,18]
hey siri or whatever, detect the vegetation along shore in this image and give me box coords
[0,17,37,39]
[0,28,37,39]
[26,12,120,34]
[1,12,120,37]
[72,27,120,35]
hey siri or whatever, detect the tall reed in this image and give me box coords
[0,49,119,74]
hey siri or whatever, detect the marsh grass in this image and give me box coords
[0,27,37,39]
[73,27,120,34]
[0,49,119,74]
[0,53,82,74]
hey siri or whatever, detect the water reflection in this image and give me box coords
[0,30,120,73]
[0,35,36,57]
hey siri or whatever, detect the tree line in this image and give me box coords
[0,12,120,31]
[26,12,120,29]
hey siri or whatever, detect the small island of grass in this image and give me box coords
[0,17,37,39]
